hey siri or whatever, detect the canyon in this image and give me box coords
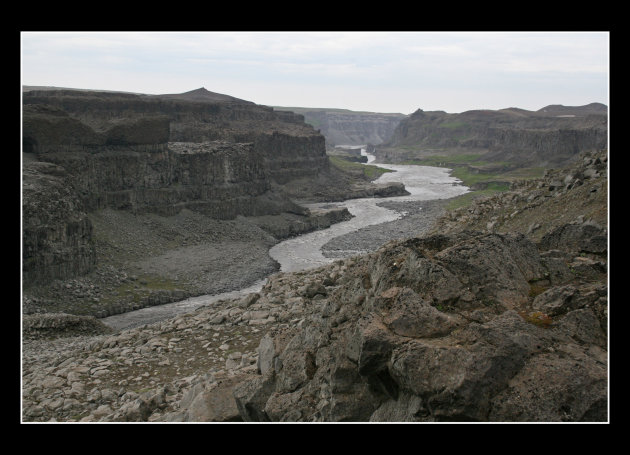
[22,148,608,422]
[272,106,407,148]
[21,87,609,422]
[22,88,407,315]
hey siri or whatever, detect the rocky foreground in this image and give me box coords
[22,151,608,423]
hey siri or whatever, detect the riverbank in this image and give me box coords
[22,206,352,319]
[321,199,450,258]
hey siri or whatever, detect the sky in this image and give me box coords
[20,31,609,115]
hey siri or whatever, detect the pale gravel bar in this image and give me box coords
[321,199,449,258]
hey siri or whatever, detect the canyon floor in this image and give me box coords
[21,150,608,423]
[21,194,453,422]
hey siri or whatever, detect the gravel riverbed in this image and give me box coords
[321,199,449,258]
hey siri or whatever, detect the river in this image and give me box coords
[101,147,468,331]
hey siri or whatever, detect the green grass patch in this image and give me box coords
[97,274,181,308]
[501,167,546,180]
[329,155,394,180]
[450,167,503,187]
[445,183,510,211]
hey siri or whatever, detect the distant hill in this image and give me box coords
[22,85,145,95]
[149,87,254,104]
[23,86,254,105]
[537,103,608,116]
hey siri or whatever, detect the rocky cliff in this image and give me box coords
[22,93,306,287]
[21,150,608,423]
[21,88,405,297]
[227,149,608,422]
[274,107,406,147]
[375,104,607,168]
[23,89,329,184]
[23,160,96,285]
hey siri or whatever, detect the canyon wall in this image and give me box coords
[21,89,334,286]
[23,89,328,184]
[376,104,608,167]
[23,160,96,285]
[274,107,406,147]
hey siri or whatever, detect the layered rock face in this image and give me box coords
[273,107,406,147]
[23,160,96,285]
[35,140,299,218]
[23,89,329,186]
[21,89,333,287]
[376,104,607,167]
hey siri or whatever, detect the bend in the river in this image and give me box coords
[268,147,469,272]
[101,147,468,330]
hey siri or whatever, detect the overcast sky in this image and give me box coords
[21,31,609,115]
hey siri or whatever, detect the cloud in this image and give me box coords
[21,31,608,114]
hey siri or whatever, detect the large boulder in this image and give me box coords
[539,222,607,255]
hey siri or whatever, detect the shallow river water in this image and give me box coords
[102,148,468,330]
[268,148,468,272]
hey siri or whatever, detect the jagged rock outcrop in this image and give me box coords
[226,149,608,422]
[232,227,607,422]
[21,224,607,422]
[375,105,607,168]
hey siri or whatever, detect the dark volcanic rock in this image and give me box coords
[539,222,607,255]
[22,161,96,285]
[232,228,607,422]
[22,89,368,289]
